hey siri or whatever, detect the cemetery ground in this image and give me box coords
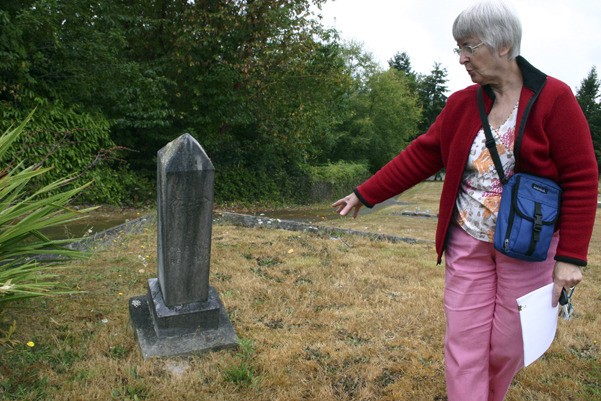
[1,182,600,401]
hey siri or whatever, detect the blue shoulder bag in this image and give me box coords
[478,87,562,262]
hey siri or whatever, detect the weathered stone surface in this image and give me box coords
[130,133,237,359]
[129,294,238,359]
[215,212,432,245]
[147,278,220,337]
[157,133,214,306]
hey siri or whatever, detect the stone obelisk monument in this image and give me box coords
[129,133,237,358]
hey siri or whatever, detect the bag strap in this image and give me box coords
[477,86,508,184]
[477,83,546,184]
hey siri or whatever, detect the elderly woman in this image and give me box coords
[332,1,598,400]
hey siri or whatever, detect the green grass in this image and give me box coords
[223,338,257,387]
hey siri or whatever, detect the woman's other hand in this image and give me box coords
[552,261,583,307]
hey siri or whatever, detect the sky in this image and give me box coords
[317,0,601,94]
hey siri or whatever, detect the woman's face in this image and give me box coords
[456,36,503,85]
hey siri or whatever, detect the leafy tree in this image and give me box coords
[2,0,397,205]
[341,40,381,89]
[389,52,449,136]
[576,66,601,171]
[334,69,421,171]
[162,0,349,202]
[0,2,145,204]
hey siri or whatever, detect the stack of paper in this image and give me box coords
[517,283,559,367]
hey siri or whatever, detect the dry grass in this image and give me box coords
[1,182,600,401]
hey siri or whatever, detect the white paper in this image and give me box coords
[517,283,559,367]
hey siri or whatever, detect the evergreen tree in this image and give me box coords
[576,66,601,171]
[388,52,449,137]
[388,51,418,92]
[416,62,448,133]
[388,51,414,77]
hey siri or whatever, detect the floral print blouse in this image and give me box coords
[455,102,518,242]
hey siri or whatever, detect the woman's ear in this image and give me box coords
[498,46,511,58]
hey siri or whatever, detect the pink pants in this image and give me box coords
[444,224,558,401]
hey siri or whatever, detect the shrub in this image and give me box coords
[0,112,93,307]
[305,161,371,202]
[0,101,132,205]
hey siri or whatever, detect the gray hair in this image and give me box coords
[452,1,522,60]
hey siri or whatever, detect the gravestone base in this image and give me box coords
[147,278,220,337]
[129,286,238,359]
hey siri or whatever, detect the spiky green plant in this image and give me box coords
[0,111,95,306]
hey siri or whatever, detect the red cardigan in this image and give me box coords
[355,57,598,266]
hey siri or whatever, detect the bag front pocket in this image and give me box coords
[494,174,562,261]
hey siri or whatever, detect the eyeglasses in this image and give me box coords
[453,42,485,56]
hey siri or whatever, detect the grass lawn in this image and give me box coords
[1,182,600,400]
